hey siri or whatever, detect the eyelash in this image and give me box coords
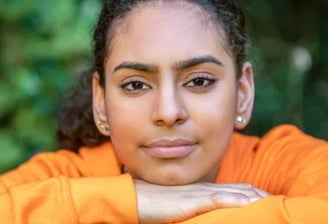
[183,74,217,89]
[120,73,217,93]
[120,78,151,92]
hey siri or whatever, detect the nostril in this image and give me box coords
[176,118,186,125]
[152,113,187,127]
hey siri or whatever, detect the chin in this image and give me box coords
[145,173,198,186]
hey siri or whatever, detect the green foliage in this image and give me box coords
[0,0,102,172]
[0,0,327,173]
[242,0,328,139]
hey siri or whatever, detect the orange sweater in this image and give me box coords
[1,125,328,223]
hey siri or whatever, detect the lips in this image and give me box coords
[144,139,197,159]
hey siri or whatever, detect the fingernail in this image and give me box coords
[249,197,259,203]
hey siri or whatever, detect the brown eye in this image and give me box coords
[184,77,216,88]
[192,78,206,86]
[131,81,144,89]
[120,80,151,92]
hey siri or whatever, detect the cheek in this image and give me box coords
[186,86,237,125]
[105,93,151,144]
[185,87,237,154]
[190,93,236,160]
[105,99,142,166]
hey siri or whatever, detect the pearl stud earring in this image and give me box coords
[97,120,110,132]
[236,116,246,125]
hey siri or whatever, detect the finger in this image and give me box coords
[252,187,271,197]
[209,190,252,208]
[176,191,249,220]
[201,182,253,189]
[200,182,270,199]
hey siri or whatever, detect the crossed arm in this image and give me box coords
[1,130,328,223]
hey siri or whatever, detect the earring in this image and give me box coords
[236,116,246,125]
[97,120,110,132]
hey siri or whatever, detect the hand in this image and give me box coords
[134,179,270,224]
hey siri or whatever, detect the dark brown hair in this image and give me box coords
[57,0,247,151]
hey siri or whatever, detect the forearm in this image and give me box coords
[70,174,138,223]
[0,174,138,224]
[0,176,76,223]
[178,195,328,224]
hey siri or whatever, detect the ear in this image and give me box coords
[92,72,110,136]
[235,62,255,130]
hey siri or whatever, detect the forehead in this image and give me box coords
[113,1,226,41]
[129,1,217,29]
[106,1,230,66]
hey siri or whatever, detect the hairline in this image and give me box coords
[101,0,240,86]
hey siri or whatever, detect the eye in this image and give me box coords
[120,79,151,92]
[183,76,216,88]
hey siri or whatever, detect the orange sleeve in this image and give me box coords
[179,195,328,223]
[179,125,328,223]
[0,148,139,223]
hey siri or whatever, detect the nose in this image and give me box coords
[152,86,188,127]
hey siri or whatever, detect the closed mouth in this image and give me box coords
[144,138,197,159]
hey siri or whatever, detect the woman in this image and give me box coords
[1,0,328,223]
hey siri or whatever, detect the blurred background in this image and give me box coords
[0,0,327,173]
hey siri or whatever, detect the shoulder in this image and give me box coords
[231,124,327,153]
[76,141,122,176]
[0,141,121,189]
[229,124,328,168]
[227,124,327,164]
[258,124,327,153]
[227,125,328,193]
[262,124,312,140]
[53,141,121,176]
[2,141,120,180]
[257,124,328,194]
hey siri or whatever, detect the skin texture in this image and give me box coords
[134,180,270,223]
[93,1,254,186]
[94,3,253,185]
[92,2,266,223]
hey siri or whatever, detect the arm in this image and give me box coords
[135,180,270,224]
[179,194,328,223]
[133,170,328,224]
[0,151,138,224]
[0,146,264,224]
[136,126,328,224]
[0,152,268,224]
[180,126,328,223]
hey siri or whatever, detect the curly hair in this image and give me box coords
[57,0,248,151]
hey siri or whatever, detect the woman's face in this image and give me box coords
[93,2,254,185]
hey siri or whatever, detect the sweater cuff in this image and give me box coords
[70,174,138,223]
[179,196,288,223]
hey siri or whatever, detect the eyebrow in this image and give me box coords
[174,55,223,70]
[112,55,223,73]
[113,62,158,73]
